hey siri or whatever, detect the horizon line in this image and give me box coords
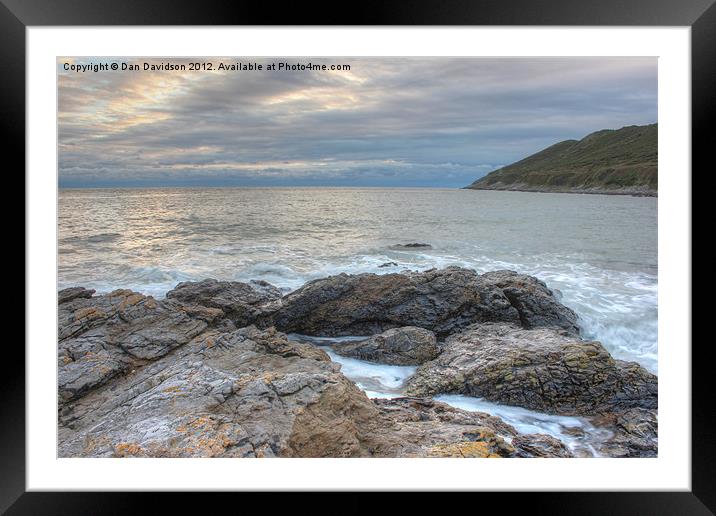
[58,184,468,190]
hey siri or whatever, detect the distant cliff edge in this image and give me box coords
[465,124,657,196]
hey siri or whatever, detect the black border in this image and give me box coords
[7,0,713,513]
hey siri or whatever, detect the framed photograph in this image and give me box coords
[9,0,711,511]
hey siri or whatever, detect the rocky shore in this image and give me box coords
[58,267,657,458]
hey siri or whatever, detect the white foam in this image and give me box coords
[59,188,658,373]
[434,394,612,456]
[288,334,417,395]
[288,334,613,457]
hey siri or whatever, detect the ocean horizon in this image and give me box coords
[59,186,657,373]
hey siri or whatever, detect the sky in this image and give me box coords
[58,57,657,188]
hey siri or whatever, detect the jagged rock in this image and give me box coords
[481,270,580,335]
[166,278,282,326]
[269,267,577,338]
[366,398,520,458]
[59,326,381,458]
[593,408,658,458]
[57,270,657,458]
[330,326,439,365]
[58,289,224,403]
[511,433,574,458]
[378,261,399,268]
[58,286,95,304]
[59,323,553,458]
[406,322,657,417]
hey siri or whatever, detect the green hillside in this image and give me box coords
[466,124,657,196]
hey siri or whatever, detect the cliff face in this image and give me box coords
[466,124,657,196]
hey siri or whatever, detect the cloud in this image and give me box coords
[57,57,657,188]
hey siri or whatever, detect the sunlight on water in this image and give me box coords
[59,187,657,373]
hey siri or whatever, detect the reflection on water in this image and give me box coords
[59,187,657,372]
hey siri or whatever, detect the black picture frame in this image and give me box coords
[7,0,712,512]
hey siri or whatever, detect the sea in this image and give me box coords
[58,187,657,455]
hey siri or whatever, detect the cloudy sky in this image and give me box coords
[58,57,657,188]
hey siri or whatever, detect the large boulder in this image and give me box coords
[406,322,657,417]
[269,267,578,338]
[330,326,439,365]
[59,325,381,458]
[166,278,282,327]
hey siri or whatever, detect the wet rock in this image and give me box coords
[378,261,399,268]
[511,433,574,458]
[166,278,282,326]
[481,270,580,335]
[406,322,657,417]
[389,243,432,250]
[369,398,578,457]
[367,397,520,458]
[269,267,577,338]
[330,326,439,365]
[593,408,658,457]
[57,273,655,458]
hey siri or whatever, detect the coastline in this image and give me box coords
[464,183,657,197]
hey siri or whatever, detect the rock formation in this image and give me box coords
[58,288,224,404]
[57,267,657,458]
[330,326,439,365]
[388,243,433,250]
[406,322,657,416]
[166,278,282,327]
[269,267,579,338]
